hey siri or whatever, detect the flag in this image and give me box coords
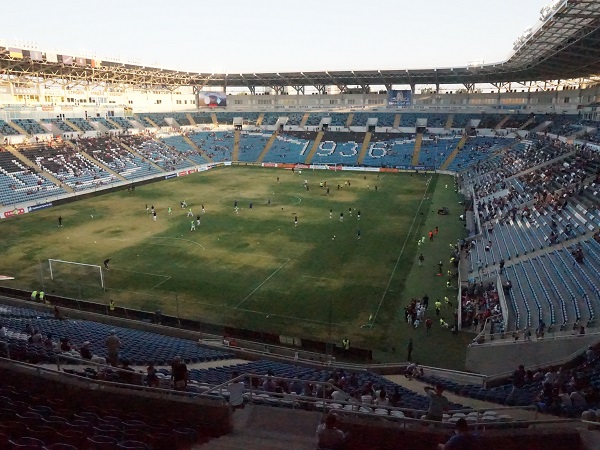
[91,59,102,68]
[75,56,86,66]
[45,52,58,63]
[8,48,23,59]
[61,55,73,65]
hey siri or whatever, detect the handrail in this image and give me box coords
[0,351,226,405]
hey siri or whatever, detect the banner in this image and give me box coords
[45,53,58,63]
[387,90,412,108]
[198,91,226,108]
[61,55,73,65]
[75,56,86,66]
[28,202,52,212]
[3,208,25,218]
[29,50,43,61]
[8,48,23,59]
[165,173,177,180]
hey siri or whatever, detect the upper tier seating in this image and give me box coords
[111,117,134,129]
[261,113,283,126]
[21,142,116,191]
[189,113,213,125]
[0,149,64,205]
[0,120,20,136]
[41,119,77,133]
[352,113,395,128]
[13,119,47,135]
[215,112,260,126]
[89,117,117,130]
[68,118,95,132]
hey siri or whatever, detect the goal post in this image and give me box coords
[48,259,105,289]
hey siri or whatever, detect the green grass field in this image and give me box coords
[0,166,471,369]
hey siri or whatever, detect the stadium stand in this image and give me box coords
[0,120,20,136]
[41,119,78,134]
[261,112,283,126]
[68,118,95,132]
[160,135,209,164]
[12,119,47,135]
[311,132,362,166]
[238,131,273,162]
[188,131,234,162]
[362,133,415,167]
[263,131,315,163]
[215,111,260,126]
[0,149,64,205]
[189,112,214,125]
[119,135,190,171]
[20,142,116,191]
[89,117,118,130]
[111,117,134,130]
[76,137,162,179]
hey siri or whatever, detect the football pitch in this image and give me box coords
[0,166,471,368]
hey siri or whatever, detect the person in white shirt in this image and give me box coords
[227,371,246,410]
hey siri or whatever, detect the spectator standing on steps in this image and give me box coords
[424,384,450,422]
[105,330,121,367]
[316,413,346,450]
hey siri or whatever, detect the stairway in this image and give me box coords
[392,114,401,129]
[303,131,324,164]
[63,119,81,133]
[346,113,354,128]
[439,135,468,170]
[184,135,214,163]
[63,140,127,181]
[6,146,74,192]
[493,115,510,131]
[115,138,165,172]
[187,113,196,126]
[233,130,240,161]
[198,405,318,450]
[299,113,310,128]
[411,133,423,166]
[211,113,218,126]
[256,113,264,126]
[256,133,278,163]
[357,132,372,165]
[445,114,454,130]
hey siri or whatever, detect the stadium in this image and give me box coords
[1,0,600,448]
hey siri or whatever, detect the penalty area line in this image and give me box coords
[234,258,291,309]
[147,276,172,291]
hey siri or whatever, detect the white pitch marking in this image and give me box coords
[235,258,291,308]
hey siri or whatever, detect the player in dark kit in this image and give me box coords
[103,259,110,270]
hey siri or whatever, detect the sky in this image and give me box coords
[1,0,550,74]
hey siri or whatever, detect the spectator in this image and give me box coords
[424,384,450,422]
[374,389,390,406]
[79,341,93,360]
[228,371,245,410]
[0,323,6,338]
[316,413,346,450]
[171,356,188,391]
[119,359,137,384]
[438,418,477,450]
[147,362,160,387]
[105,330,121,367]
[390,386,402,407]
[43,334,54,350]
[60,337,72,352]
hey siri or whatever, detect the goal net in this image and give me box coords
[48,259,105,289]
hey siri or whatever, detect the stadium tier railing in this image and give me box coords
[470,322,600,347]
[497,274,509,331]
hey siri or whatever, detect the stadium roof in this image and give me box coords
[1,0,600,92]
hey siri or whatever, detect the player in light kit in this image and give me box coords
[340,212,344,222]
[330,209,333,219]
[190,220,196,231]
[294,215,298,227]
[168,207,172,216]
[187,208,193,217]
[153,210,157,221]
[196,215,201,226]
